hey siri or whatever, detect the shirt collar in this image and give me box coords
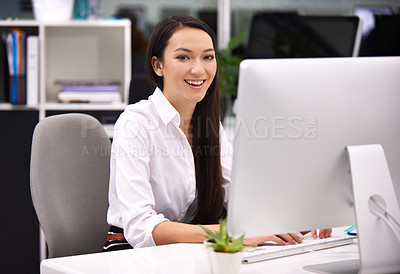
[150,87,180,126]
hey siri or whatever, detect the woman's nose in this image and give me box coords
[191,59,205,75]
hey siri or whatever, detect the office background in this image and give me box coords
[101,0,400,32]
[0,0,399,273]
[3,0,400,37]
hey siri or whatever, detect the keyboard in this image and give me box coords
[242,234,357,263]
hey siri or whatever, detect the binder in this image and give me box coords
[0,35,9,102]
[4,28,26,104]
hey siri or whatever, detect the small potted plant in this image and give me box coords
[200,218,251,274]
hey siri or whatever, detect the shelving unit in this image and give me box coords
[40,20,131,119]
[0,19,131,119]
[0,19,131,273]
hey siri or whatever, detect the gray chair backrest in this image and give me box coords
[30,113,111,258]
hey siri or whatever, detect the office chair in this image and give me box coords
[30,113,111,258]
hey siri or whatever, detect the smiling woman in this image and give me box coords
[103,15,313,252]
[144,16,225,228]
[104,15,229,251]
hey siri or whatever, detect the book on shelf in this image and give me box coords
[2,28,26,105]
[55,79,122,104]
[1,28,39,106]
[0,33,9,103]
[26,36,39,107]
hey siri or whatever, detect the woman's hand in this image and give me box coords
[302,228,332,239]
[243,232,304,246]
[242,228,333,246]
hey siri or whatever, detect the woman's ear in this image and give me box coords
[151,56,164,77]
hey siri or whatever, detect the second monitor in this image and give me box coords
[245,13,362,58]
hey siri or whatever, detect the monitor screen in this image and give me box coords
[198,10,217,35]
[358,15,400,57]
[227,57,400,239]
[245,13,362,58]
[353,6,393,36]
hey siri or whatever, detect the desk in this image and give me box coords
[41,229,359,274]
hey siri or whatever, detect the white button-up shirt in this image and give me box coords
[107,88,233,248]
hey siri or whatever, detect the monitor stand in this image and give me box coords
[304,144,400,274]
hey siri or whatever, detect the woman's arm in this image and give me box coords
[152,221,219,245]
[152,221,305,246]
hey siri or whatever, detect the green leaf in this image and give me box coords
[229,235,245,252]
[216,32,247,99]
[200,218,248,253]
[227,30,248,52]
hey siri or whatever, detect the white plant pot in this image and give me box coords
[205,245,242,274]
[32,0,74,22]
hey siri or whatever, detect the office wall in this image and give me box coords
[103,0,216,25]
[102,0,400,26]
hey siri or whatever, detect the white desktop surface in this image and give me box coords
[41,228,359,274]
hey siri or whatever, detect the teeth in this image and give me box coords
[186,80,204,86]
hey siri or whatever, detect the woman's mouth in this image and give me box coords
[185,80,205,87]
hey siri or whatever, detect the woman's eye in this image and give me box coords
[204,55,215,60]
[177,55,189,60]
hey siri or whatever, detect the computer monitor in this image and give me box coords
[353,6,393,37]
[358,15,400,57]
[245,13,362,58]
[198,10,217,35]
[227,57,400,273]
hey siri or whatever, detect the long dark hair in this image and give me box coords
[146,15,224,224]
